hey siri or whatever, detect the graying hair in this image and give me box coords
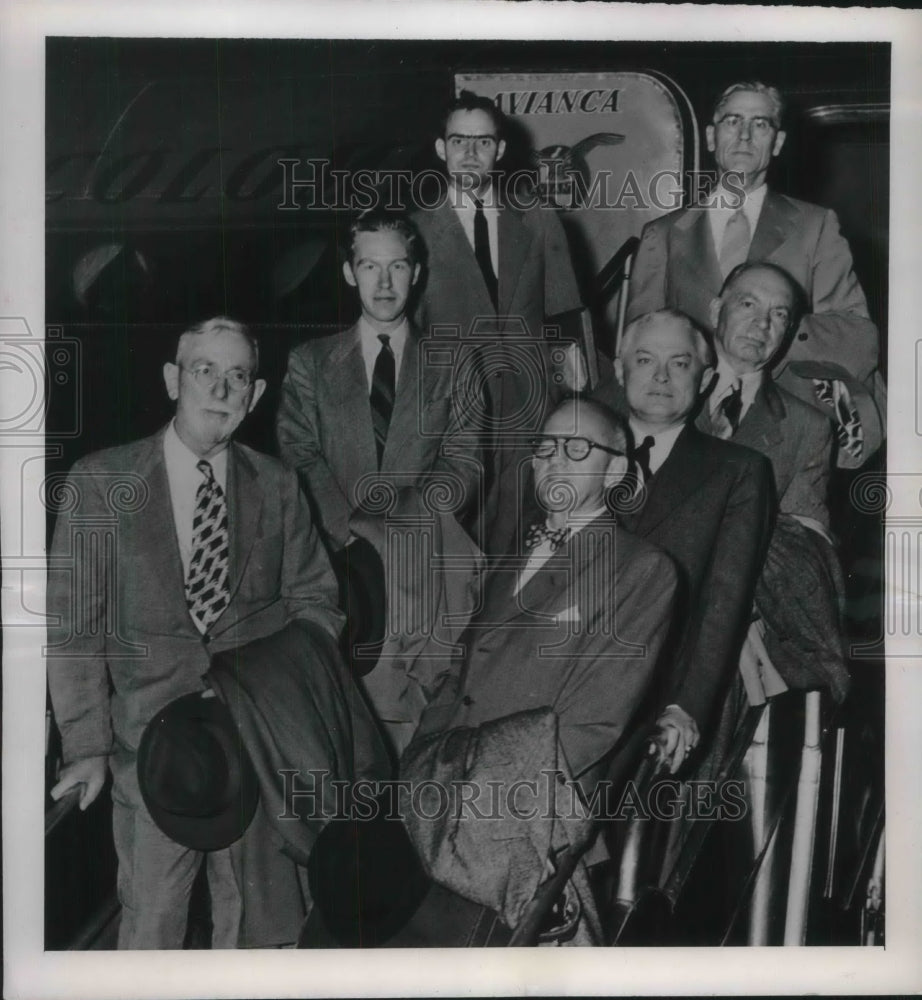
[712,82,784,128]
[619,309,715,368]
[177,316,259,372]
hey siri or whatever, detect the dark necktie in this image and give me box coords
[185,459,230,635]
[633,435,655,482]
[717,382,744,438]
[524,521,571,552]
[473,196,498,311]
[370,333,396,467]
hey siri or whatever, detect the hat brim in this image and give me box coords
[137,692,259,852]
[331,537,387,677]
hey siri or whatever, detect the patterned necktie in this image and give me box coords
[524,521,570,552]
[719,208,751,277]
[473,196,498,311]
[713,381,743,439]
[185,459,230,635]
[813,377,864,461]
[633,435,655,482]
[370,333,395,467]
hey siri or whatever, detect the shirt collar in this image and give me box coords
[451,179,498,211]
[712,359,764,410]
[709,179,767,226]
[164,419,229,485]
[628,419,685,473]
[358,315,409,351]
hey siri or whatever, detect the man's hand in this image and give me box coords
[653,705,700,775]
[51,756,107,811]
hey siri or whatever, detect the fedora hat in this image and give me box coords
[137,692,258,852]
[330,536,387,677]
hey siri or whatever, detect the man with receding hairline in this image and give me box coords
[627,80,883,468]
[415,396,677,785]
[615,309,773,773]
[47,316,342,948]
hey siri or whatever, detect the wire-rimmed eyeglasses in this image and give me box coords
[181,364,254,392]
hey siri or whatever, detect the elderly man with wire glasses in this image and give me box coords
[46,316,343,948]
[413,397,678,789]
[627,81,883,470]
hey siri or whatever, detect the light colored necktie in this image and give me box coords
[719,208,751,277]
[185,459,230,634]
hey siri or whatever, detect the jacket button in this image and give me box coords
[797,332,808,341]
[461,695,473,706]
[202,633,211,645]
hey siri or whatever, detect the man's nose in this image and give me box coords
[211,375,230,399]
[652,363,670,382]
[738,118,753,140]
[378,267,392,288]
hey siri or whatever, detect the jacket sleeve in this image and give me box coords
[276,345,352,548]
[46,461,114,764]
[625,218,668,324]
[671,452,775,731]
[278,464,345,642]
[781,208,880,383]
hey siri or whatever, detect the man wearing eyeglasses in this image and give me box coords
[412,90,584,556]
[627,81,883,470]
[414,398,677,788]
[47,316,344,948]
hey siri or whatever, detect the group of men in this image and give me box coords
[46,81,879,947]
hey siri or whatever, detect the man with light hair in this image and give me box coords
[47,316,343,948]
[627,80,883,469]
[614,309,773,773]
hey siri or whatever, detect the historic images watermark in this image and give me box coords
[277,768,749,824]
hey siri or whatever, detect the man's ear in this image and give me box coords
[435,137,446,163]
[708,296,723,331]
[163,361,179,401]
[699,366,717,395]
[604,454,629,490]
[412,262,421,286]
[247,379,267,414]
[342,260,357,287]
[613,356,625,386]
[496,138,506,163]
[772,129,787,158]
[705,124,716,153]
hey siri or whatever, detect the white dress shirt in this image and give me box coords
[628,420,685,476]
[451,181,500,277]
[163,420,228,582]
[514,506,607,595]
[709,361,764,424]
[358,316,409,391]
[707,181,768,261]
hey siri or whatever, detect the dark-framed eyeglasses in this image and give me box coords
[445,133,498,153]
[715,114,778,135]
[181,364,254,392]
[530,436,625,462]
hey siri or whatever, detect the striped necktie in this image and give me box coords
[713,381,743,439]
[370,333,395,466]
[185,459,230,635]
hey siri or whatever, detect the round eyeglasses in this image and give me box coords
[181,364,254,392]
[530,436,625,461]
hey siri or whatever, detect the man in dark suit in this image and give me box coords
[615,309,774,772]
[415,398,678,785]
[47,317,344,948]
[627,81,883,468]
[277,210,479,551]
[412,91,585,555]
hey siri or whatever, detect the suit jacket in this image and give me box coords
[46,429,344,763]
[412,195,583,554]
[697,377,833,531]
[415,517,678,779]
[627,190,883,460]
[276,322,480,550]
[620,426,774,731]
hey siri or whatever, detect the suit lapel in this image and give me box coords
[434,199,496,320]
[136,430,188,603]
[225,443,263,607]
[673,206,721,290]
[748,190,796,262]
[330,325,378,475]
[382,325,421,471]
[734,379,785,453]
[631,426,720,536]
[498,203,533,321]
